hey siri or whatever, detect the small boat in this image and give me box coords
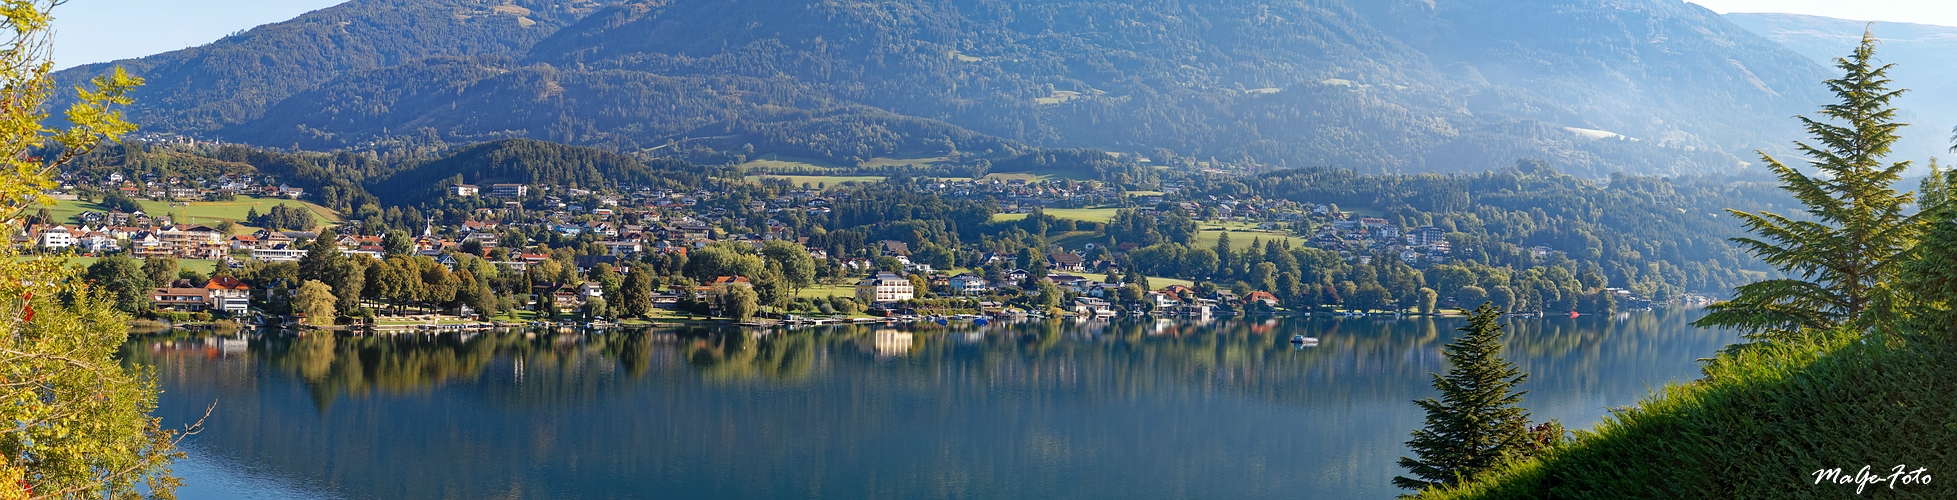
[1290,335,1318,345]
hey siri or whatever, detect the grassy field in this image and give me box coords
[858,156,949,168]
[1049,231,1103,249]
[745,174,887,187]
[979,173,1050,182]
[1191,222,1311,249]
[19,256,218,274]
[796,282,858,299]
[742,154,946,170]
[991,207,1122,224]
[39,195,338,234]
[1147,276,1195,290]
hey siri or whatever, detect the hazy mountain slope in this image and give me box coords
[1724,13,1957,164]
[60,0,1843,177]
[51,0,620,134]
[1362,0,1831,160]
[513,0,1794,174]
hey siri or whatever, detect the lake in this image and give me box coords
[130,309,1736,499]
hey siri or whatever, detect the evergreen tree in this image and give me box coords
[1902,167,1957,331]
[1215,231,1233,278]
[1696,33,1923,341]
[381,229,414,256]
[1396,303,1533,492]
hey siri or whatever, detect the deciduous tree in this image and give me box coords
[0,2,183,494]
[85,255,150,313]
[295,280,338,326]
[141,256,177,287]
[620,265,655,319]
[715,284,760,321]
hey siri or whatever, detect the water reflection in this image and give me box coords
[131,309,1735,500]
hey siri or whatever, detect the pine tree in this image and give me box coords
[1396,303,1533,492]
[1214,231,1232,278]
[1695,32,1923,340]
[1902,166,1957,331]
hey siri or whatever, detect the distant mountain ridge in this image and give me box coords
[56,0,1841,177]
[1724,13,1957,165]
[51,0,623,134]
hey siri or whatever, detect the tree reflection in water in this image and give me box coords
[126,309,1734,500]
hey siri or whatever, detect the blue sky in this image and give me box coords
[52,0,342,69]
[44,0,1957,69]
[1691,0,1957,27]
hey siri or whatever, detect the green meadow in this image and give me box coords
[38,195,338,234]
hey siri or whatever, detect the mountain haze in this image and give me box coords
[57,0,1840,176]
[1725,13,1957,166]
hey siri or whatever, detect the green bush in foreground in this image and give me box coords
[1415,329,1957,499]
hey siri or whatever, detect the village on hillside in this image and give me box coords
[17,165,1662,327]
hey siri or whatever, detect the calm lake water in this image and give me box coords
[129,309,1736,499]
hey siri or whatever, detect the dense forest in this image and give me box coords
[50,0,623,134]
[53,0,1836,176]
[1201,162,1786,303]
[363,139,709,202]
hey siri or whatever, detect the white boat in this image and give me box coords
[1290,335,1319,346]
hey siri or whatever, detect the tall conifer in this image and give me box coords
[1396,303,1533,492]
[1695,32,1922,340]
[1215,231,1232,278]
[1902,166,1957,330]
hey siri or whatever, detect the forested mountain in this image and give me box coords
[1206,161,1794,296]
[363,139,707,202]
[57,0,1834,176]
[1724,13,1957,165]
[50,0,622,134]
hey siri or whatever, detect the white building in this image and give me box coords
[78,232,119,253]
[948,275,989,295]
[856,272,915,304]
[36,226,74,249]
[490,183,529,198]
[252,244,306,262]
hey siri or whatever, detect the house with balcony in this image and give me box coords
[150,287,209,312]
[856,273,915,304]
[948,274,989,295]
[204,277,252,315]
